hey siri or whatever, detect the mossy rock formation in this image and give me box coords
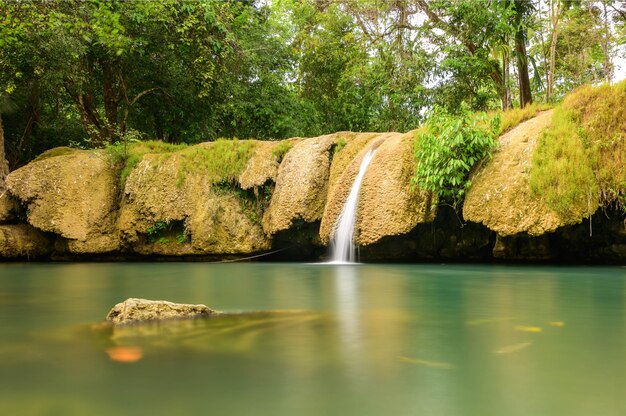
[463,110,582,236]
[262,133,340,236]
[6,150,121,254]
[0,224,52,258]
[320,131,435,245]
[118,141,271,255]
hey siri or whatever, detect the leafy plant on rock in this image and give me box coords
[412,105,500,209]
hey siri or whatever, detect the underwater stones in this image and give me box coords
[106,298,218,325]
[463,111,581,237]
[5,149,120,253]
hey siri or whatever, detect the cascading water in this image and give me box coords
[329,148,377,263]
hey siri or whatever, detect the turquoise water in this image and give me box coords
[0,263,625,415]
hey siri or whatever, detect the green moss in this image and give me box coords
[106,140,188,188]
[175,139,256,187]
[530,107,598,219]
[271,140,294,163]
[32,147,78,163]
[530,80,626,214]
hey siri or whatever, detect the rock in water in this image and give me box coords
[106,298,217,325]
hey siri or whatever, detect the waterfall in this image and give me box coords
[329,148,377,263]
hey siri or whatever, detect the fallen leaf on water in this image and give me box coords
[399,356,455,370]
[493,342,532,355]
[106,346,143,363]
[514,325,542,333]
[547,321,565,328]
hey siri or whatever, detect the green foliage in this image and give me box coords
[413,105,500,207]
[146,220,188,245]
[146,221,169,244]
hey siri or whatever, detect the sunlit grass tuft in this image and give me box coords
[531,80,626,215]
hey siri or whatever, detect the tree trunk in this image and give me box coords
[503,53,512,110]
[515,30,533,107]
[547,0,561,102]
[0,114,9,192]
[601,0,612,83]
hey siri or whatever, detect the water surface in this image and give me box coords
[1,263,625,415]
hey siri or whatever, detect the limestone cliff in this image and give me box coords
[2,107,624,262]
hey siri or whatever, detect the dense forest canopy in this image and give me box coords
[0,0,625,168]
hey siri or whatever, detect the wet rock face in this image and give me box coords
[319,132,435,246]
[106,298,218,325]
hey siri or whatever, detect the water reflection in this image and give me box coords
[0,264,626,416]
[332,265,364,381]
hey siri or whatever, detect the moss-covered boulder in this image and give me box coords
[262,133,341,235]
[118,141,271,255]
[0,192,17,223]
[320,132,435,245]
[239,139,299,190]
[0,224,52,258]
[5,150,120,253]
[463,111,575,236]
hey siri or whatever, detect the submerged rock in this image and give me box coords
[106,298,218,325]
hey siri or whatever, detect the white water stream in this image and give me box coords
[329,148,377,263]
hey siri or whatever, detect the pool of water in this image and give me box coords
[0,262,625,415]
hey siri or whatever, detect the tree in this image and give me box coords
[417,0,527,111]
[512,0,534,107]
[0,113,8,191]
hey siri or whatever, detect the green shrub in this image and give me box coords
[413,105,500,208]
